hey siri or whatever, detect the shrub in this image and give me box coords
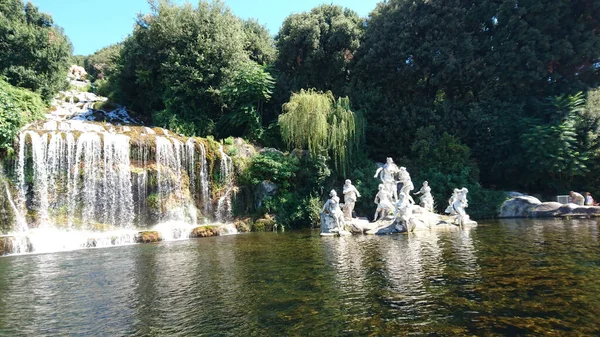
[0,79,45,151]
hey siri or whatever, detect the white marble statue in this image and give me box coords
[320,189,346,235]
[445,187,470,225]
[393,192,415,223]
[342,179,361,220]
[444,188,459,215]
[373,184,394,222]
[414,180,434,212]
[374,157,400,202]
[398,166,414,198]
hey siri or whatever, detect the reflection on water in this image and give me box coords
[1,219,600,335]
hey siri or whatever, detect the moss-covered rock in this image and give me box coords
[190,225,222,238]
[0,176,16,234]
[252,214,276,232]
[135,231,162,243]
[0,236,14,255]
[234,218,252,233]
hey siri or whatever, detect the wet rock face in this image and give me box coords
[0,177,15,233]
[0,236,13,255]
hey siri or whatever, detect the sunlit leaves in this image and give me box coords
[279,89,364,176]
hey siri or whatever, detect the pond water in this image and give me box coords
[1,218,600,336]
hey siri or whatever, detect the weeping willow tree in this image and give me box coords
[279,89,364,176]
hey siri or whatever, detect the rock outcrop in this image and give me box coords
[499,196,600,218]
[499,196,542,217]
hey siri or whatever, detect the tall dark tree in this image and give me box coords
[243,19,276,66]
[352,0,600,191]
[275,4,364,101]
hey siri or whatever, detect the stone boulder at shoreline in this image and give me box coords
[499,196,600,218]
[499,196,542,218]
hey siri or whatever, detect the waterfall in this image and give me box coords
[3,180,26,232]
[155,136,186,222]
[199,142,211,220]
[134,137,149,224]
[73,132,102,227]
[4,123,238,255]
[101,134,134,227]
[31,132,51,225]
[186,138,196,202]
[216,145,234,223]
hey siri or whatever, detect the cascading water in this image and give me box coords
[2,119,238,255]
[101,134,134,227]
[199,142,211,218]
[216,145,234,224]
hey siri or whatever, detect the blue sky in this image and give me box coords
[30,0,380,56]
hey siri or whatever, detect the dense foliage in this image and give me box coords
[274,4,363,101]
[279,89,364,176]
[0,0,72,101]
[351,0,600,197]
[82,43,122,80]
[0,79,45,151]
[239,150,330,228]
[107,0,275,136]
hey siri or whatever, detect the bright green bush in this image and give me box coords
[240,151,332,228]
[0,79,45,151]
[0,1,72,101]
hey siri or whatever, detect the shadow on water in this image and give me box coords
[1,218,600,335]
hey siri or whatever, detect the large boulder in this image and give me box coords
[253,214,277,232]
[500,196,600,218]
[190,225,222,238]
[233,138,256,158]
[499,196,542,218]
[68,65,87,80]
[532,202,600,217]
[135,231,162,243]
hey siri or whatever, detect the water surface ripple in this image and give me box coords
[1,218,600,336]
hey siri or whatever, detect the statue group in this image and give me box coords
[320,157,473,236]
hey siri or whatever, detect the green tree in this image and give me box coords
[83,43,123,80]
[275,4,363,99]
[0,0,72,101]
[217,63,275,141]
[520,93,594,191]
[279,89,364,176]
[112,0,272,137]
[352,0,600,193]
[243,19,276,65]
